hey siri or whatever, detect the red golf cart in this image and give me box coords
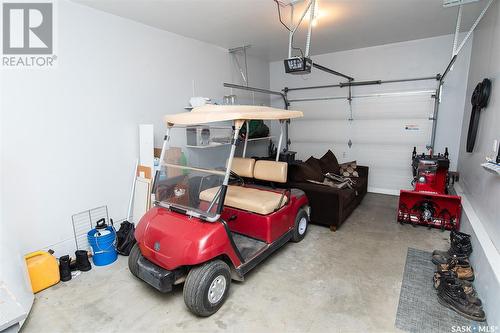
[129,105,309,316]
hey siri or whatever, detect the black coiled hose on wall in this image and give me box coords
[466,78,492,153]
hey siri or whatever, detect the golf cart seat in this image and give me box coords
[199,158,288,215]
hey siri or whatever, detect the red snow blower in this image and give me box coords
[397,147,461,231]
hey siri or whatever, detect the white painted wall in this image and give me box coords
[458,0,500,252]
[270,34,472,194]
[0,0,270,256]
[455,184,500,327]
[456,0,500,325]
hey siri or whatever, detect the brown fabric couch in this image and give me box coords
[286,150,369,231]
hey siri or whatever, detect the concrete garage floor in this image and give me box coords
[22,193,449,333]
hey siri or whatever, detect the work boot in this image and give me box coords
[437,278,485,321]
[437,257,475,281]
[433,271,482,306]
[432,230,472,265]
[59,255,72,282]
[75,250,92,272]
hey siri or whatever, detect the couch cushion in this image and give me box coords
[339,160,359,177]
[319,150,340,174]
[199,185,286,215]
[304,157,324,182]
[288,163,314,183]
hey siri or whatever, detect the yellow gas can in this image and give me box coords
[24,251,60,293]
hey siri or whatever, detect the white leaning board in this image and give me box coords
[132,177,151,224]
[139,124,154,169]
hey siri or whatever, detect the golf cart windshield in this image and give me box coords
[153,125,234,219]
[155,105,303,221]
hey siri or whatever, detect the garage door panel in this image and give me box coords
[291,119,431,145]
[368,167,413,192]
[291,94,434,120]
[290,142,348,161]
[290,120,351,142]
[355,143,428,170]
[351,95,434,120]
[292,100,350,120]
[342,82,436,95]
[353,119,431,144]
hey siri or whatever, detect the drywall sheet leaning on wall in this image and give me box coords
[132,177,151,224]
[139,124,154,169]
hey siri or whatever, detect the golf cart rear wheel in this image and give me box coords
[128,243,141,278]
[183,260,231,317]
[292,208,309,242]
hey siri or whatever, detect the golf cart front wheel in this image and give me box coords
[292,208,309,242]
[183,260,231,317]
[128,243,141,278]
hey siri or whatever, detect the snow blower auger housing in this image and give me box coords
[397,147,461,231]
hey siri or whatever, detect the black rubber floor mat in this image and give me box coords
[232,233,267,261]
[395,248,487,332]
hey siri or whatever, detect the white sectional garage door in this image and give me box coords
[270,34,473,195]
[289,92,435,194]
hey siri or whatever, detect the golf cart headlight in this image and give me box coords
[418,176,426,183]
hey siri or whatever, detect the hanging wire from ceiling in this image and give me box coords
[243,46,249,87]
[229,46,250,86]
[274,0,304,58]
[275,0,291,31]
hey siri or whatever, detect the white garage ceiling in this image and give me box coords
[72,0,487,61]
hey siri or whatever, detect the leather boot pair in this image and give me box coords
[437,277,485,321]
[432,230,472,265]
[433,271,481,306]
[437,257,475,281]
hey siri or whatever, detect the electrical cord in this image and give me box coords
[274,0,291,32]
[293,43,304,58]
[274,0,304,58]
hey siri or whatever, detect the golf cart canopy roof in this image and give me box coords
[164,105,303,126]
